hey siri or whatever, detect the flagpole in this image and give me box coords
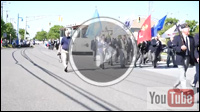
[148,1,153,16]
[148,1,150,16]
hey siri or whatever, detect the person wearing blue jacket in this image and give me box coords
[60,29,71,72]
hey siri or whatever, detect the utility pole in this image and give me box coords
[1,2,6,18]
[23,14,60,40]
[148,1,150,16]
[24,16,27,40]
[17,13,23,46]
[148,1,153,15]
[1,2,10,19]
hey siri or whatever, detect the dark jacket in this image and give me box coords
[126,38,133,53]
[61,36,71,51]
[194,33,199,60]
[150,39,162,55]
[111,38,116,49]
[114,38,122,49]
[91,39,97,51]
[173,35,195,65]
[167,40,174,49]
[167,40,175,55]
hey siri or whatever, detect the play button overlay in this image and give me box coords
[69,17,137,86]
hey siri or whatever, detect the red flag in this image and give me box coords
[137,15,151,44]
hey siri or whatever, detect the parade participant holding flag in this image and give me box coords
[137,15,151,67]
[148,15,167,68]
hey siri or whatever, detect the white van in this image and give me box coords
[63,25,93,55]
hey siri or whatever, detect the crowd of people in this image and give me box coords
[1,38,34,48]
[90,33,166,69]
[43,38,60,50]
[48,24,199,89]
[89,23,199,89]
[91,34,135,69]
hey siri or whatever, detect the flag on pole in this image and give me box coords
[137,15,151,44]
[85,9,102,39]
[124,18,131,28]
[151,15,167,37]
[124,15,134,29]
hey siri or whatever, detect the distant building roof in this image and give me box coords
[131,18,156,29]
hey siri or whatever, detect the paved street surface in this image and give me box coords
[1,44,199,111]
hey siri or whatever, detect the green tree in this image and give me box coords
[1,18,6,38]
[47,25,64,39]
[158,18,198,37]
[164,18,179,26]
[185,20,198,36]
[34,30,47,41]
[19,29,29,40]
[194,25,199,34]
[4,22,17,42]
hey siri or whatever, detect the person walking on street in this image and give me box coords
[43,39,45,44]
[113,36,120,64]
[126,35,133,64]
[91,37,98,61]
[105,34,114,66]
[59,29,71,72]
[55,38,60,50]
[97,36,106,69]
[167,36,177,67]
[150,35,162,68]
[119,35,127,68]
[173,23,195,89]
[191,33,199,87]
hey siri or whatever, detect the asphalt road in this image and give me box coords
[1,45,199,111]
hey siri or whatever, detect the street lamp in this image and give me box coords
[24,16,29,41]
[24,24,30,40]
[17,13,23,46]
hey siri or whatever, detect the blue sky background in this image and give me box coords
[1,1,199,39]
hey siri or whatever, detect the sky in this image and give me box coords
[1,1,199,39]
